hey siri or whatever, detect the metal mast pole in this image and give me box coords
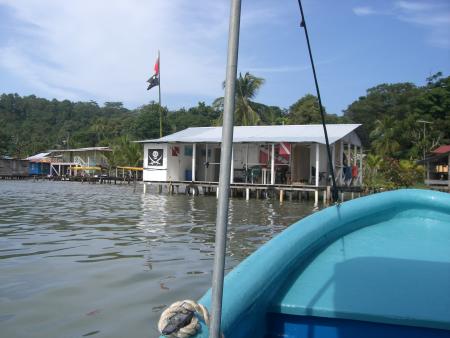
[297,0,338,202]
[210,0,241,337]
[158,50,163,138]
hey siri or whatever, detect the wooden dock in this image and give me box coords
[143,180,363,205]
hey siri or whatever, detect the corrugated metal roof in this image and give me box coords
[432,145,450,155]
[137,124,361,144]
[25,152,51,161]
[48,147,111,153]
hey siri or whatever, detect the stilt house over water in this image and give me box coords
[421,144,450,191]
[0,157,29,178]
[137,124,363,189]
[25,147,111,177]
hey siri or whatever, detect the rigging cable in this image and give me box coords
[297,0,339,203]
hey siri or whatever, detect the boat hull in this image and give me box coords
[162,189,450,337]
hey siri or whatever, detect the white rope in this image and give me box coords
[158,300,209,338]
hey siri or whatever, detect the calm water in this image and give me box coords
[0,181,318,338]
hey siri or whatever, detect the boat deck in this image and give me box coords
[267,208,450,337]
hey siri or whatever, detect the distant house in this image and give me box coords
[136,124,363,188]
[27,147,111,177]
[26,152,51,176]
[0,157,29,178]
[422,145,450,190]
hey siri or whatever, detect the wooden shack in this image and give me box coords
[0,157,29,178]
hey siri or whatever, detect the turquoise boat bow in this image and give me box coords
[161,189,450,338]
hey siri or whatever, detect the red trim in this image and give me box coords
[432,145,450,154]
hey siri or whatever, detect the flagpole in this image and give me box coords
[158,50,163,138]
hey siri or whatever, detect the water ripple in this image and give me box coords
[0,180,317,337]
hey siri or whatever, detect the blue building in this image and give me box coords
[26,152,51,176]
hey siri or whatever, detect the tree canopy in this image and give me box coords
[1,72,448,168]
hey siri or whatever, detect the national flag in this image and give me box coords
[146,56,160,90]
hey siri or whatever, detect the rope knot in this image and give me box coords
[158,300,209,338]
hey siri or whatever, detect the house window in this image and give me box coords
[184,145,193,156]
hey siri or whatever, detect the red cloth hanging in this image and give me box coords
[352,165,358,178]
[259,147,269,165]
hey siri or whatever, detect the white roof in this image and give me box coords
[48,147,111,153]
[137,124,361,145]
[26,152,51,161]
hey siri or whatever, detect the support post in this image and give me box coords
[347,143,351,167]
[205,143,209,181]
[359,146,363,185]
[271,143,275,185]
[192,143,196,182]
[245,188,249,200]
[210,0,241,335]
[339,139,344,185]
[280,189,284,203]
[331,144,335,173]
[245,144,249,183]
[314,143,319,206]
[230,146,234,184]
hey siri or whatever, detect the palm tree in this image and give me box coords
[117,135,142,167]
[105,136,142,168]
[214,72,265,126]
[370,117,400,157]
[363,153,384,190]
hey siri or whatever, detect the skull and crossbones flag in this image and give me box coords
[146,56,160,90]
[148,149,163,166]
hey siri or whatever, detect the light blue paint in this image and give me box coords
[160,189,450,338]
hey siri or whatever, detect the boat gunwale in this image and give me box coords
[190,189,450,337]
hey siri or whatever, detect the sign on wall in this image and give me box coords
[148,149,164,167]
[171,146,180,156]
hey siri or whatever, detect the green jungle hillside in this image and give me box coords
[1,72,449,188]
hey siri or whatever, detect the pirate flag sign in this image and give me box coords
[147,56,160,90]
[148,149,163,167]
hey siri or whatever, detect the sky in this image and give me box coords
[0,0,449,115]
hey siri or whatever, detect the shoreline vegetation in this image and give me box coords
[1,72,449,192]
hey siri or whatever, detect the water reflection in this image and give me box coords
[0,181,317,337]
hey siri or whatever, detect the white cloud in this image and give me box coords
[353,6,378,16]
[395,1,438,12]
[0,0,280,107]
[395,1,450,48]
[352,1,450,48]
